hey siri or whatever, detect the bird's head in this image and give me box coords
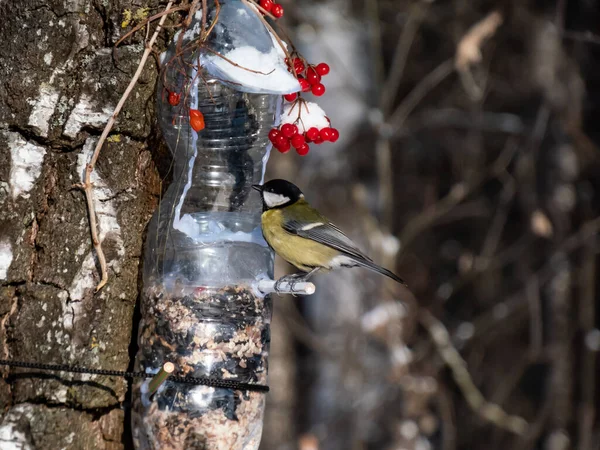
[252,179,304,210]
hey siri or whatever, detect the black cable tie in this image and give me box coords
[0,359,269,393]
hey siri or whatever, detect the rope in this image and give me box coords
[0,359,269,393]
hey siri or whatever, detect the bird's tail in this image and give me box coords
[352,258,406,286]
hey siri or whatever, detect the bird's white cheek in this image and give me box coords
[263,192,290,207]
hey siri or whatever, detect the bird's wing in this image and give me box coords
[281,204,373,262]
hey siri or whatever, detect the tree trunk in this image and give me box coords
[0,1,161,448]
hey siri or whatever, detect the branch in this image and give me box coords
[389,58,455,133]
[419,309,529,435]
[455,11,503,100]
[379,1,429,116]
[80,1,174,292]
[397,138,517,253]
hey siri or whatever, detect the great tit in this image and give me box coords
[252,179,406,288]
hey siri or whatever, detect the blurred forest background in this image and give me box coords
[262,1,600,450]
[1,0,599,449]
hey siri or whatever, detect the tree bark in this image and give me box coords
[0,1,161,448]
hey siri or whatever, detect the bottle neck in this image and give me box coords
[161,82,278,214]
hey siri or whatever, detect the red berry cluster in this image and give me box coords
[283,58,330,100]
[259,0,284,18]
[269,123,339,156]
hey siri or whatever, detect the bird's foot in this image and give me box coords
[274,273,306,295]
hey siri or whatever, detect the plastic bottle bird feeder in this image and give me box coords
[131,2,300,448]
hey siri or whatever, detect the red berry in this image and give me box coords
[291,134,305,149]
[281,123,298,138]
[260,0,273,11]
[284,93,297,102]
[293,59,305,74]
[320,127,333,141]
[298,77,311,92]
[330,128,340,142]
[311,83,326,96]
[305,127,319,141]
[168,92,181,106]
[276,139,291,153]
[306,67,321,85]
[189,109,205,132]
[296,143,310,156]
[268,129,280,142]
[271,3,284,18]
[274,134,288,147]
[316,63,330,76]
[313,135,324,144]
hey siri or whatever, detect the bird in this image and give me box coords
[252,179,406,291]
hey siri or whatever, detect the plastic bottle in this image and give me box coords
[131,1,298,447]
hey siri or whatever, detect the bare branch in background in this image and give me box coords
[420,310,529,435]
[380,1,430,116]
[455,10,503,100]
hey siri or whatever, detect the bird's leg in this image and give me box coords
[289,267,320,293]
[274,268,319,294]
[274,273,303,293]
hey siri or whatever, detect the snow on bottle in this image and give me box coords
[131,1,299,449]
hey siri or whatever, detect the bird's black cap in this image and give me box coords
[255,179,303,198]
[253,179,304,210]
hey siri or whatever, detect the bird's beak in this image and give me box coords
[251,184,262,192]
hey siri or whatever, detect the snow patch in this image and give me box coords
[0,239,13,280]
[27,84,59,137]
[183,21,201,41]
[68,252,99,303]
[0,405,34,450]
[64,94,113,138]
[5,132,46,199]
[280,101,329,133]
[43,52,53,65]
[205,44,299,94]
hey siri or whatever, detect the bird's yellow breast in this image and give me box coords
[261,208,338,272]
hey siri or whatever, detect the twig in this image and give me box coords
[562,30,600,45]
[183,0,201,29]
[477,171,516,267]
[455,11,503,71]
[365,0,385,90]
[389,58,455,134]
[547,254,573,431]
[397,138,517,253]
[115,5,189,48]
[455,11,503,100]
[380,1,429,116]
[79,1,174,292]
[203,46,276,74]
[526,274,543,358]
[578,237,597,450]
[437,384,457,450]
[419,309,529,435]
